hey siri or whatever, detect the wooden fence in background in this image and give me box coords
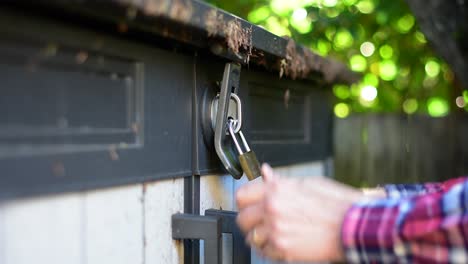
[334,114,468,187]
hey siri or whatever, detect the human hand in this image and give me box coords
[235,164,364,262]
[361,187,387,198]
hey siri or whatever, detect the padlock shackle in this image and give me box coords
[238,131,251,153]
[228,119,252,155]
[228,119,244,154]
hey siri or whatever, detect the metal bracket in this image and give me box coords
[214,63,243,179]
[205,209,251,264]
[172,213,222,264]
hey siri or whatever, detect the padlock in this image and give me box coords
[228,119,261,181]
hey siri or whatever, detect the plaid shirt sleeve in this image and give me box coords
[384,177,467,199]
[342,177,468,263]
[384,183,442,199]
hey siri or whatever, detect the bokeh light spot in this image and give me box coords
[325,27,336,40]
[325,8,340,18]
[425,60,440,77]
[363,73,379,86]
[427,97,449,117]
[323,0,338,7]
[379,45,393,59]
[456,96,466,108]
[334,29,354,50]
[415,31,427,43]
[291,19,312,33]
[265,17,291,36]
[360,85,378,102]
[379,60,398,81]
[291,8,312,34]
[333,84,351,99]
[315,39,331,56]
[397,14,415,33]
[292,8,308,20]
[350,54,367,72]
[360,41,375,57]
[270,0,300,15]
[356,0,375,14]
[334,103,350,118]
[403,99,418,114]
[247,6,271,23]
[463,91,468,103]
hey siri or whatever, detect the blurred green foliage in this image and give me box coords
[206,0,467,117]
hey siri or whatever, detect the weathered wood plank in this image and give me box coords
[200,174,235,264]
[145,178,184,264]
[84,185,143,264]
[200,175,235,213]
[0,203,6,264]
[1,194,83,264]
[334,115,364,186]
[335,114,468,186]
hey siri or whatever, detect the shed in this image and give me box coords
[0,1,357,263]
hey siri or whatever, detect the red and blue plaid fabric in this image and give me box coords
[341,177,468,263]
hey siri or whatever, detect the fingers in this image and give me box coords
[246,224,269,248]
[236,202,264,233]
[236,163,280,210]
[260,240,287,261]
[261,163,276,183]
[236,178,265,210]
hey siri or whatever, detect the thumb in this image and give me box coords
[261,163,277,183]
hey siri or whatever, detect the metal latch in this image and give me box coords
[172,210,250,264]
[212,63,261,180]
[172,213,222,264]
[205,209,251,264]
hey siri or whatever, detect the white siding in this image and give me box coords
[200,175,235,213]
[200,174,235,264]
[84,185,143,264]
[145,178,184,264]
[0,161,326,264]
[1,193,83,264]
[0,203,5,264]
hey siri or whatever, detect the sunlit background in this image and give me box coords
[207,0,466,118]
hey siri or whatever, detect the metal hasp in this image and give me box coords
[214,63,243,179]
[205,209,251,264]
[172,214,222,264]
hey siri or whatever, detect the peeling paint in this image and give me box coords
[205,9,224,37]
[113,0,357,84]
[224,20,251,55]
[280,38,360,84]
[204,10,253,62]
[168,0,193,23]
[280,38,321,80]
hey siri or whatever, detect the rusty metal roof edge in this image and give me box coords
[10,0,361,85]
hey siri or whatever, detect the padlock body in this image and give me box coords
[239,151,261,181]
